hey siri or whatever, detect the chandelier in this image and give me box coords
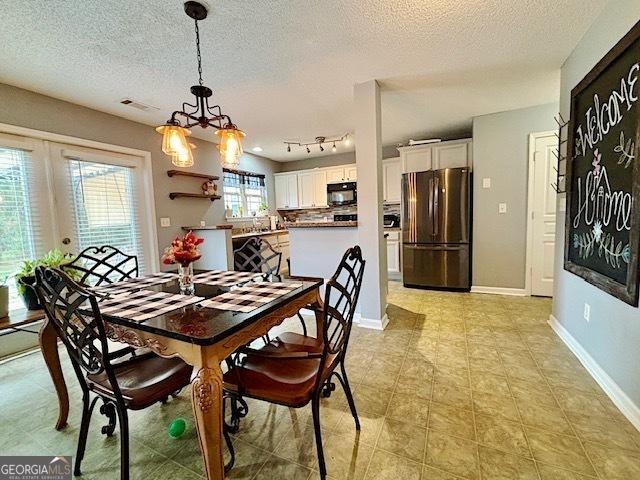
[156,1,245,169]
[284,133,351,154]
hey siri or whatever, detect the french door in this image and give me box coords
[0,130,157,308]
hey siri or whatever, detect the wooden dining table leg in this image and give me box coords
[191,347,225,480]
[39,316,69,430]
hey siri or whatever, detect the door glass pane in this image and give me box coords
[0,147,42,308]
[67,159,145,272]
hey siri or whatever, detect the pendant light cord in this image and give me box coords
[194,19,203,86]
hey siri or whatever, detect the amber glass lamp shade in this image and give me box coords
[215,126,245,169]
[156,124,194,167]
[170,144,194,168]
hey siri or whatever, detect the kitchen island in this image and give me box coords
[286,221,359,279]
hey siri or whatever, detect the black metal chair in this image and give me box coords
[62,245,138,287]
[223,246,365,480]
[33,267,194,480]
[233,236,308,336]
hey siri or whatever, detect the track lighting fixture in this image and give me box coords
[283,133,352,154]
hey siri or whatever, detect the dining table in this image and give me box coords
[38,269,324,480]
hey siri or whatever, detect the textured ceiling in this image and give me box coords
[0,0,606,161]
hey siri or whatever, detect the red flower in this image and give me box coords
[161,231,204,267]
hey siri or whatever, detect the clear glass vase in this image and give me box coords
[178,263,195,295]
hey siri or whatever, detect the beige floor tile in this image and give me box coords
[525,428,596,476]
[425,429,480,480]
[508,378,557,407]
[321,432,375,480]
[472,390,520,422]
[432,382,473,411]
[584,441,640,480]
[363,449,422,480]
[333,411,383,447]
[474,414,530,457]
[421,465,461,479]
[386,393,430,427]
[254,454,312,480]
[376,418,427,462]
[516,398,573,435]
[394,373,433,400]
[477,446,538,480]
[353,385,392,416]
[429,402,476,440]
[469,372,511,396]
[567,412,640,451]
[536,463,595,479]
[553,387,612,419]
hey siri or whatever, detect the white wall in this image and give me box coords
[472,103,559,290]
[552,1,640,412]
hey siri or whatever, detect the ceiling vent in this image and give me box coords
[119,98,159,112]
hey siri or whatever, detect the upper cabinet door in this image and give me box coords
[433,143,469,169]
[297,172,315,208]
[274,175,288,209]
[286,173,299,208]
[313,171,328,207]
[403,147,433,173]
[383,158,402,203]
[326,167,344,183]
[345,165,357,181]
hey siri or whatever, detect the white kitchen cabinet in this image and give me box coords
[386,231,401,275]
[398,139,472,173]
[383,157,402,203]
[274,173,299,209]
[345,165,357,181]
[297,170,327,208]
[326,167,345,184]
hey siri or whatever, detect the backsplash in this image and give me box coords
[279,202,400,222]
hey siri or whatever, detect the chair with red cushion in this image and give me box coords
[223,246,365,480]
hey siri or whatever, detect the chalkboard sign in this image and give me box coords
[564,20,640,306]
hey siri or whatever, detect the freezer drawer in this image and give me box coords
[402,244,470,289]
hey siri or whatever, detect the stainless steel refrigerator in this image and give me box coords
[402,167,471,289]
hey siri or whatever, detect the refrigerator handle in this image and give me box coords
[434,176,440,237]
[428,176,434,236]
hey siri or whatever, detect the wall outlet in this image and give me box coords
[200,220,206,227]
[583,303,591,322]
[482,178,491,189]
[160,217,171,227]
[498,203,507,214]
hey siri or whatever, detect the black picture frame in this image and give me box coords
[564,20,640,307]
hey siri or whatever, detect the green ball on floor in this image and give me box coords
[168,418,187,438]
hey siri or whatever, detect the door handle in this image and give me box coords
[434,177,439,237]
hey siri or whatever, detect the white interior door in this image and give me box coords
[530,134,558,297]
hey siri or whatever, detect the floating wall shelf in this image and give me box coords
[167,169,219,181]
[168,192,222,201]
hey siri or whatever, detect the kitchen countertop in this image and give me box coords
[232,229,288,239]
[285,221,358,228]
[182,224,233,231]
[384,227,401,232]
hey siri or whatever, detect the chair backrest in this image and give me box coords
[233,237,282,278]
[320,246,365,362]
[34,267,113,379]
[62,245,138,287]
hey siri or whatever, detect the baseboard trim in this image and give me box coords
[355,313,389,331]
[548,314,640,432]
[470,286,527,296]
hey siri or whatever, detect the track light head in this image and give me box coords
[332,142,337,152]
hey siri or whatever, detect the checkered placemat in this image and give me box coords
[199,282,302,313]
[91,272,178,296]
[97,289,204,322]
[192,270,261,287]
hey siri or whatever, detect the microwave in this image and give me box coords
[327,181,357,206]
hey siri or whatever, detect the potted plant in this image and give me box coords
[257,202,269,217]
[15,249,78,310]
[161,231,204,295]
[0,275,9,318]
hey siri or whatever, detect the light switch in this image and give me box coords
[200,220,206,227]
[498,203,507,214]
[160,217,171,227]
[482,178,491,189]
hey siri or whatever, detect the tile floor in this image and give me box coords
[2,283,640,479]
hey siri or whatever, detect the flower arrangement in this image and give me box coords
[162,231,204,267]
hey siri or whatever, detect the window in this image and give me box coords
[222,169,268,218]
[0,144,45,309]
[67,159,146,272]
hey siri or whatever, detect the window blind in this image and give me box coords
[66,159,146,273]
[0,145,45,308]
